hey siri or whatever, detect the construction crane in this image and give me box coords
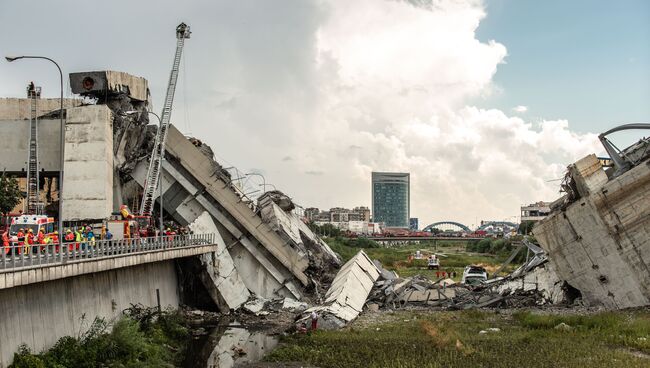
[25,82,41,215]
[140,23,191,216]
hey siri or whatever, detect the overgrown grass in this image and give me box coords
[266,310,650,368]
[10,307,189,368]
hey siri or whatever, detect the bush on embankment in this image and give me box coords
[9,306,188,368]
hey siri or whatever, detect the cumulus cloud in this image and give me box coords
[189,0,603,226]
[0,0,604,226]
[512,105,528,113]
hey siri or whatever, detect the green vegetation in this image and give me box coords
[465,238,526,264]
[10,306,188,368]
[266,309,650,368]
[325,237,519,281]
[0,173,22,215]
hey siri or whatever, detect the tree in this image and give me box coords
[0,173,22,214]
[519,220,536,235]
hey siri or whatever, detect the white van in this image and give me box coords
[461,265,488,285]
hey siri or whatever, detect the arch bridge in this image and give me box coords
[422,221,471,233]
[477,221,519,232]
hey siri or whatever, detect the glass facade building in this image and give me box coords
[371,172,410,228]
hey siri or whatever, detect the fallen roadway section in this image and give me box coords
[300,250,380,329]
[130,123,340,308]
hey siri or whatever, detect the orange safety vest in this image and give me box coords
[26,233,34,245]
[37,232,45,244]
[2,232,9,254]
[16,231,24,245]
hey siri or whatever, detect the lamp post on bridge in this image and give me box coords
[5,55,65,238]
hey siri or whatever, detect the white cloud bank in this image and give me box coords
[195,0,603,227]
[512,105,528,113]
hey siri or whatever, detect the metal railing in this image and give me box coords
[0,233,216,272]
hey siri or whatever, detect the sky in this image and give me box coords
[0,0,648,228]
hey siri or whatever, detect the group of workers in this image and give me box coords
[2,228,60,255]
[1,225,103,255]
[2,222,193,256]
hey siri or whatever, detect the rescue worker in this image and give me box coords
[310,311,319,331]
[51,231,60,253]
[16,228,25,246]
[2,230,9,255]
[75,227,84,251]
[86,227,96,247]
[165,227,175,241]
[26,229,35,253]
[119,205,134,220]
[37,229,45,245]
[64,229,75,251]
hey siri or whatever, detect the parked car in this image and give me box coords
[461,265,488,285]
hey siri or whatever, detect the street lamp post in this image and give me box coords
[5,56,64,237]
[125,110,164,236]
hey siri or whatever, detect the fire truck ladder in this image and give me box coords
[140,23,191,216]
[26,82,42,215]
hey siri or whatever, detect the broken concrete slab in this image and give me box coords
[189,211,250,311]
[373,260,398,280]
[281,298,309,313]
[243,297,268,315]
[69,70,149,102]
[300,250,380,329]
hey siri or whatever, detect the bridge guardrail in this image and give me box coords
[0,233,216,272]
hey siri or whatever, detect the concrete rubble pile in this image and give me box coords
[363,241,573,312]
[298,251,380,329]
[257,190,342,298]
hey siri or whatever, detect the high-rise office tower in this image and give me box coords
[371,172,410,228]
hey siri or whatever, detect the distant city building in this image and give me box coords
[372,172,410,228]
[521,202,551,222]
[352,206,370,222]
[409,217,419,231]
[304,207,320,222]
[306,205,377,234]
[330,207,349,222]
[313,220,383,235]
[317,210,330,222]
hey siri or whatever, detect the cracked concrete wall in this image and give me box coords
[188,211,250,311]
[62,105,114,221]
[0,119,62,173]
[534,155,650,309]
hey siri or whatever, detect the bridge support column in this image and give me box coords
[189,211,250,311]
